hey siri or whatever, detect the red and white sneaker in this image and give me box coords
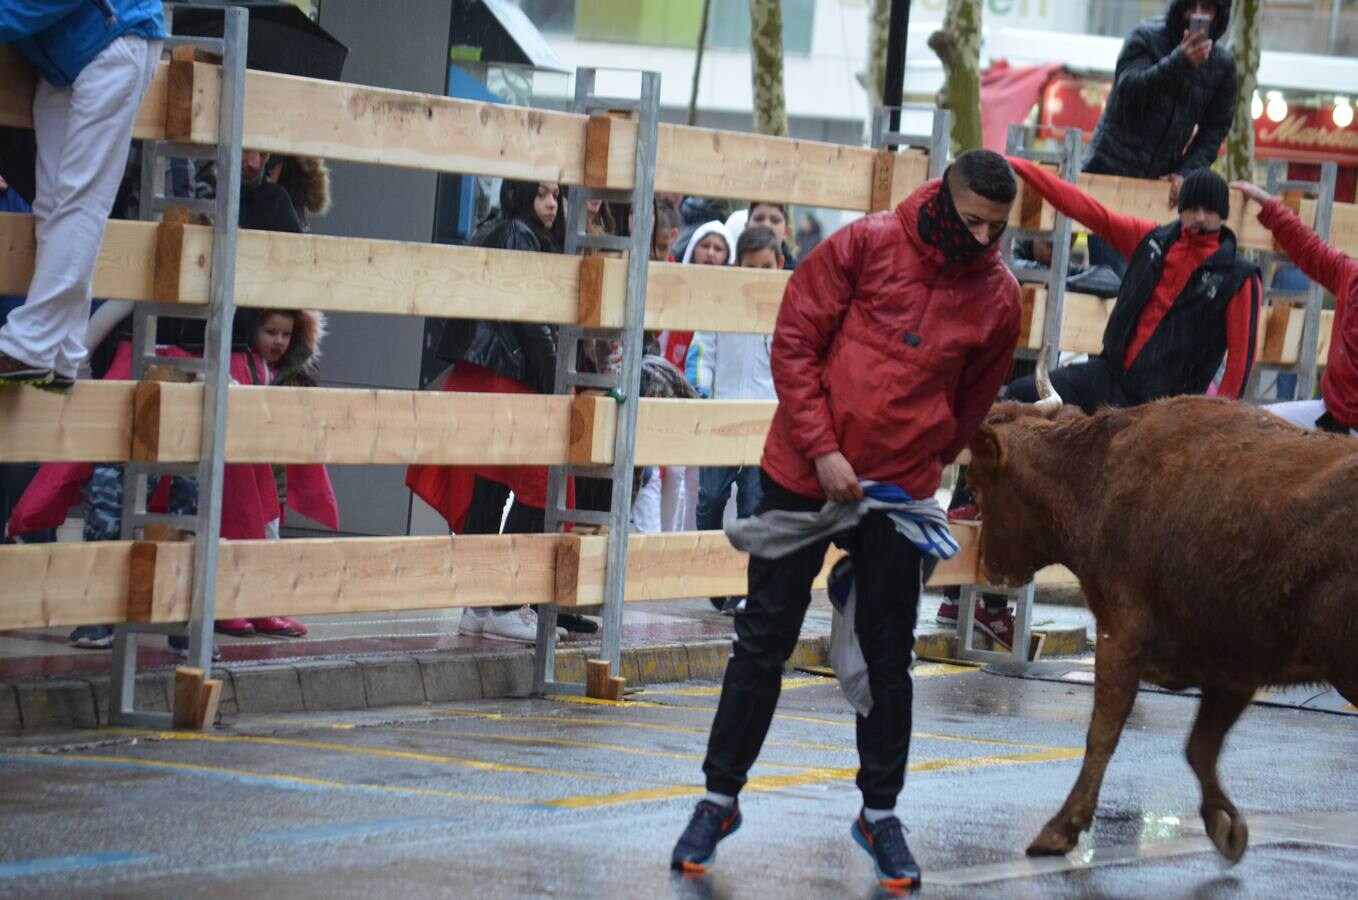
[252,616,308,637]
[935,600,959,625]
[947,503,980,522]
[973,605,1015,650]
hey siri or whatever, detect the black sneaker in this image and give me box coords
[32,372,75,395]
[852,811,921,891]
[670,799,741,874]
[69,625,115,649]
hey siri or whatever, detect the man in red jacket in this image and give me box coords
[940,160,1262,644]
[1233,179,1357,436]
[670,150,1022,890]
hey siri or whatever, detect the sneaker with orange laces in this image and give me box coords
[973,604,1015,650]
[671,799,741,873]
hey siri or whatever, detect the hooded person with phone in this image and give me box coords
[1081,0,1238,276]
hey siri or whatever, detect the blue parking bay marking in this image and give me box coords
[0,853,151,879]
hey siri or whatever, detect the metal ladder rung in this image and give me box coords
[164,36,225,55]
[582,97,642,113]
[563,373,620,390]
[141,355,207,373]
[124,462,200,478]
[574,234,632,252]
[555,508,612,527]
[149,141,221,161]
[129,512,198,528]
[152,196,215,215]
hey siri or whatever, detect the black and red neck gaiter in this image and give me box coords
[917,168,999,265]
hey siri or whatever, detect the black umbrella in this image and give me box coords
[171,1,348,81]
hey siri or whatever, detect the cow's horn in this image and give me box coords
[1033,345,1063,417]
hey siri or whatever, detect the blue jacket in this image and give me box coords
[0,187,32,325]
[1,0,165,87]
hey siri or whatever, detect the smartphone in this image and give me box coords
[1188,13,1211,37]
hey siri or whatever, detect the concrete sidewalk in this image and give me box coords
[0,590,1094,732]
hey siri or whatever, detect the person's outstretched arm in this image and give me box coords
[1008,156,1154,262]
[1234,181,1354,297]
[1215,272,1261,400]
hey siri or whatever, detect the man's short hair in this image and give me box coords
[736,224,782,261]
[950,149,1017,204]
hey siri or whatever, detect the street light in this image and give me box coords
[1265,91,1288,123]
[1334,97,1354,129]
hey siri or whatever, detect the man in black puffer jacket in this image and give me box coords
[1083,0,1237,275]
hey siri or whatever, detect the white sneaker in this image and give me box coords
[458,608,488,636]
[481,607,566,643]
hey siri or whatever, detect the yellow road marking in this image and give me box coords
[423,708,854,754]
[644,664,977,699]
[545,747,1084,810]
[100,730,620,782]
[6,751,521,805]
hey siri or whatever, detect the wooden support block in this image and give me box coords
[1027,631,1048,662]
[569,392,616,466]
[576,255,610,328]
[555,534,585,607]
[125,540,194,624]
[585,659,612,700]
[164,47,199,143]
[173,667,206,729]
[869,150,896,213]
[132,381,165,462]
[199,679,223,729]
[1018,178,1046,230]
[584,115,621,189]
[605,676,626,701]
[152,206,191,302]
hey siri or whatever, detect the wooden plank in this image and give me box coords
[633,399,776,467]
[212,534,568,618]
[0,543,139,630]
[1022,289,1114,355]
[187,63,589,184]
[198,679,223,730]
[0,380,134,463]
[641,261,789,334]
[0,48,167,138]
[0,213,161,302]
[127,384,574,465]
[231,228,581,323]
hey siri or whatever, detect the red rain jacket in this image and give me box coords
[761,179,1021,501]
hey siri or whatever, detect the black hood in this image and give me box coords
[1165,0,1230,41]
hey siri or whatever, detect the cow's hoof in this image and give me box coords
[1204,804,1249,863]
[1026,822,1079,857]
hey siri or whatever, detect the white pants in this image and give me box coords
[659,465,702,532]
[632,467,661,533]
[1266,398,1357,436]
[0,36,161,378]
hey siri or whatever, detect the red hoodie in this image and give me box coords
[1257,198,1358,429]
[1009,157,1259,399]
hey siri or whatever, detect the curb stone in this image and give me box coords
[0,626,1087,732]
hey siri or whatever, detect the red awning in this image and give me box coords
[980,60,1066,152]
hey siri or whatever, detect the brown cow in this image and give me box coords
[965,354,1358,862]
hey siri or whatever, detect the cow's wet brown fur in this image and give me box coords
[967,395,1358,861]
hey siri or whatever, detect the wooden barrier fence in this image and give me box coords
[0,45,1345,637]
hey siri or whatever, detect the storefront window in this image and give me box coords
[514,0,814,54]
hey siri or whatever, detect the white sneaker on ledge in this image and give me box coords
[480,607,566,643]
[458,608,488,636]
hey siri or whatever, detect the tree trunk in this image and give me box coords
[928,0,983,154]
[860,0,891,111]
[1222,0,1260,181]
[748,0,789,137]
[688,0,714,127]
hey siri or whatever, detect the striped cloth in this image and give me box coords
[725,479,959,561]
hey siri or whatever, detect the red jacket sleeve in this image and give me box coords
[945,281,1022,461]
[769,218,863,461]
[1258,199,1356,298]
[1007,156,1155,262]
[1216,273,1261,400]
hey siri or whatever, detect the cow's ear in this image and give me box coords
[970,424,1007,471]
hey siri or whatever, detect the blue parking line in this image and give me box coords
[253,817,461,845]
[0,853,151,879]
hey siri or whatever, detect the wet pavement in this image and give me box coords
[0,664,1354,898]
